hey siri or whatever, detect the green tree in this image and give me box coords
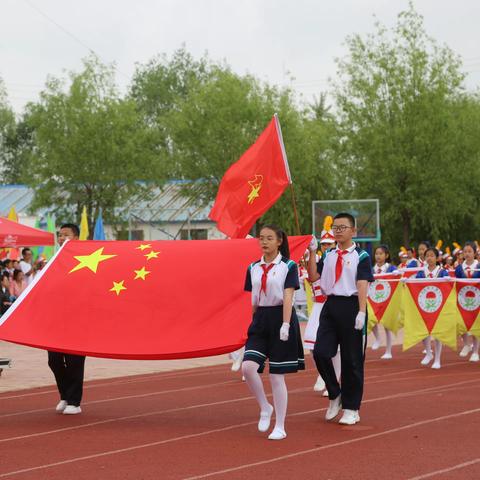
[332,3,477,247]
[0,79,21,184]
[131,49,338,234]
[26,55,161,234]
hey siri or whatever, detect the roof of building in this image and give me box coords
[0,183,214,224]
[0,185,36,217]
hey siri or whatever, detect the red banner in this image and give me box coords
[456,280,480,331]
[406,281,454,333]
[367,274,401,322]
[0,236,310,360]
[209,116,290,238]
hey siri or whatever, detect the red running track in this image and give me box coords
[0,346,479,480]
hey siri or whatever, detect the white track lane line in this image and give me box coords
[3,378,479,444]
[0,379,478,477]
[181,408,480,480]
[406,458,480,479]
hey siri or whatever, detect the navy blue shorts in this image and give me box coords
[243,306,305,374]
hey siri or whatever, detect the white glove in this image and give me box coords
[355,311,366,331]
[308,235,318,252]
[280,322,290,341]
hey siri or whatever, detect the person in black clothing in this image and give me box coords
[47,223,86,415]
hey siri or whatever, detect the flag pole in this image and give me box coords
[274,113,302,236]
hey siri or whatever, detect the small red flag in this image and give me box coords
[209,115,291,238]
[0,236,310,359]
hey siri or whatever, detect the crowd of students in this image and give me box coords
[0,248,48,316]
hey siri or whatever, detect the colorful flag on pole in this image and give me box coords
[79,206,89,240]
[455,279,480,338]
[93,209,106,240]
[209,114,291,238]
[6,206,20,260]
[0,236,311,359]
[367,273,403,334]
[403,279,457,351]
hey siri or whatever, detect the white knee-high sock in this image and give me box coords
[242,361,270,412]
[434,339,443,365]
[472,337,479,354]
[372,325,380,342]
[269,374,287,432]
[422,337,432,354]
[385,328,393,355]
[332,349,341,381]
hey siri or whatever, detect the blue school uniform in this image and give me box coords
[243,253,305,374]
[454,261,480,279]
[416,266,449,279]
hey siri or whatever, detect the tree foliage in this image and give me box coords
[130,48,338,234]
[332,3,480,247]
[25,56,161,233]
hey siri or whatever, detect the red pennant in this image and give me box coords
[368,274,401,322]
[407,281,454,333]
[456,281,480,331]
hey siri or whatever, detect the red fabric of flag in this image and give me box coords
[0,236,310,360]
[209,116,290,238]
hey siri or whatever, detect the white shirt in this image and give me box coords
[245,253,299,307]
[19,260,33,286]
[317,243,373,296]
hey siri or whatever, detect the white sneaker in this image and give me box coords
[421,353,433,365]
[268,427,287,440]
[381,352,393,360]
[325,395,342,421]
[322,390,329,397]
[313,375,325,392]
[231,356,243,372]
[55,400,67,413]
[63,405,82,415]
[469,353,479,362]
[339,409,360,425]
[459,345,472,357]
[431,361,441,369]
[371,340,380,350]
[258,404,273,432]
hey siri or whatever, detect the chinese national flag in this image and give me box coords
[0,236,310,359]
[209,115,291,238]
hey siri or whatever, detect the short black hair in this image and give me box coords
[22,247,32,256]
[1,271,9,282]
[60,223,80,237]
[333,212,355,227]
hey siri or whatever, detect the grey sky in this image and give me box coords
[2,0,479,113]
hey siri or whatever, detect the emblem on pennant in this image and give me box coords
[457,285,479,312]
[368,280,391,304]
[418,286,443,313]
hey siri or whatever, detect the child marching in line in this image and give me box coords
[454,241,480,362]
[417,241,431,267]
[307,213,374,425]
[371,245,397,358]
[416,247,449,369]
[398,249,409,269]
[242,225,305,440]
[304,217,341,396]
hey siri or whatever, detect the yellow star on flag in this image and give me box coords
[144,250,160,261]
[110,280,127,296]
[69,248,116,274]
[134,267,150,280]
[136,244,152,251]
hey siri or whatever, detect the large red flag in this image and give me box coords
[0,236,310,359]
[209,114,291,238]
